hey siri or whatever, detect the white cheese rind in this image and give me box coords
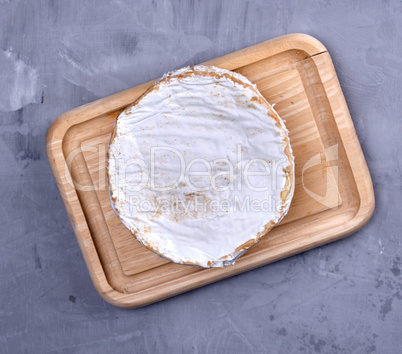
[108,65,294,268]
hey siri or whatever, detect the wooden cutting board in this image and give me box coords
[47,34,374,308]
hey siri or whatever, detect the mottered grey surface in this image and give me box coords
[0,0,401,353]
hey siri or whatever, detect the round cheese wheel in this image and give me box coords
[108,65,294,267]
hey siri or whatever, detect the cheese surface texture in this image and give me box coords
[108,65,294,267]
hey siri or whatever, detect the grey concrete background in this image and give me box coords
[0,0,401,353]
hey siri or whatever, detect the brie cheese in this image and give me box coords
[108,65,294,267]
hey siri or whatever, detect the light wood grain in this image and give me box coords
[46,34,374,308]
